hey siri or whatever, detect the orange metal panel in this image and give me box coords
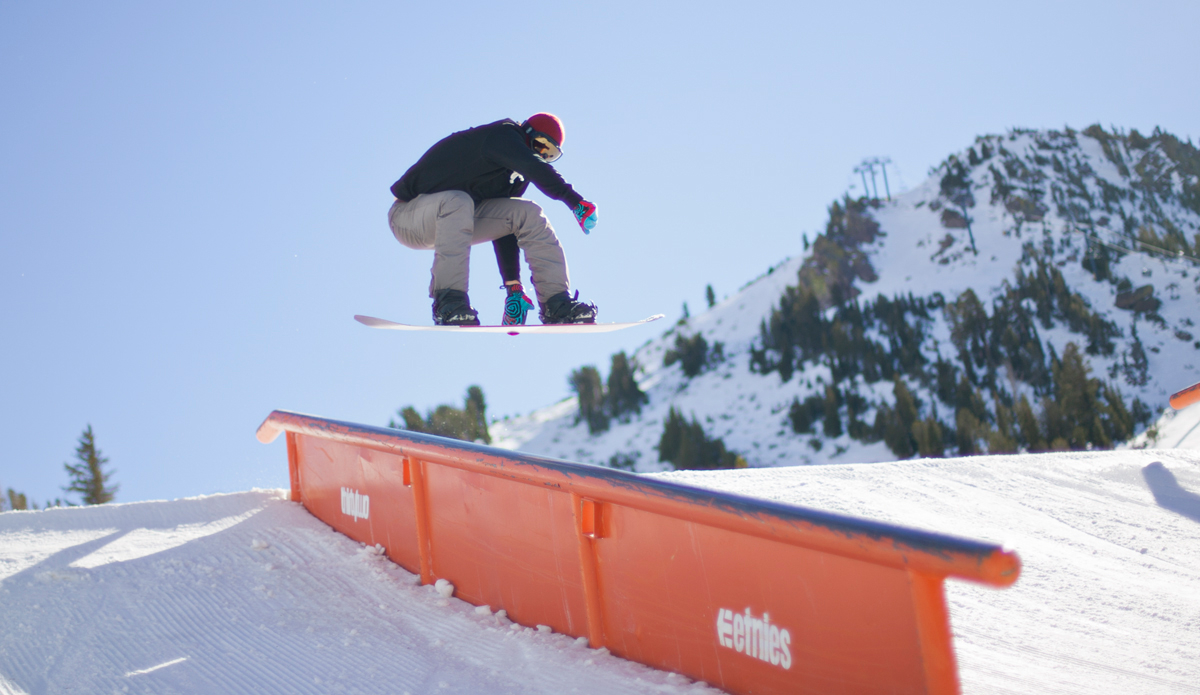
[409,457,434,584]
[594,503,925,694]
[292,434,421,573]
[421,463,590,636]
[285,431,301,502]
[257,410,1022,695]
[1171,381,1200,410]
[572,493,606,648]
[908,571,959,695]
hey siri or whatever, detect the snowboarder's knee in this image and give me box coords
[436,190,475,213]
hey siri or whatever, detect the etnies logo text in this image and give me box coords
[716,607,792,669]
[341,487,369,520]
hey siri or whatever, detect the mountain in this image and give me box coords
[492,125,1200,471]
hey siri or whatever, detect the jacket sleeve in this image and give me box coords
[485,129,584,209]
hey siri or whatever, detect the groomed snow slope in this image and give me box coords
[0,490,715,695]
[3,447,1199,694]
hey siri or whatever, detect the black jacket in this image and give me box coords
[391,119,583,208]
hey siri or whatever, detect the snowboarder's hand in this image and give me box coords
[502,285,534,326]
[573,201,597,234]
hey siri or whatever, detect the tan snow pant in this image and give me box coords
[388,191,570,305]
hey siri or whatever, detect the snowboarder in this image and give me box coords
[388,113,599,326]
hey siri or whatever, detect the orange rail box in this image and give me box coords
[1171,381,1200,410]
[258,410,1020,695]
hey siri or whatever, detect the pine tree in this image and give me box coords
[705,284,716,308]
[569,366,609,434]
[2,488,33,511]
[911,417,945,458]
[6,488,32,511]
[64,425,117,505]
[987,398,1019,454]
[789,395,823,434]
[893,376,919,434]
[659,407,684,464]
[463,386,490,444]
[658,407,742,470]
[878,376,919,457]
[663,333,710,378]
[1014,394,1045,451]
[390,386,491,443]
[822,385,843,437]
[606,352,647,420]
[956,409,984,455]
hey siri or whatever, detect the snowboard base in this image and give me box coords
[354,314,664,335]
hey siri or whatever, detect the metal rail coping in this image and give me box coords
[257,410,1020,586]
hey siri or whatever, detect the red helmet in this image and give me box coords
[524,113,564,147]
[523,113,565,163]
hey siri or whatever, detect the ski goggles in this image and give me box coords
[530,132,562,163]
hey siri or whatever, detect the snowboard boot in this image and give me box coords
[432,289,480,326]
[539,290,598,325]
[501,282,535,326]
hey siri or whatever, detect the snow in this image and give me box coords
[4,445,1200,693]
[492,129,1200,470]
[0,490,718,695]
[1130,399,1200,450]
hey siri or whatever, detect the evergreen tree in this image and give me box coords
[664,333,711,378]
[658,407,743,470]
[987,397,1019,454]
[893,376,920,435]
[1014,394,1045,451]
[1041,342,1134,451]
[464,386,490,443]
[911,416,945,458]
[1122,322,1149,386]
[659,407,684,464]
[64,425,117,505]
[607,452,639,471]
[789,395,823,434]
[705,284,717,308]
[569,366,609,434]
[390,386,491,443]
[606,351,647,420]
[955,409,985,455]
[846,390,873,441]
[3,488,34,511]
[877,376,920,457]
[822,385,843,437]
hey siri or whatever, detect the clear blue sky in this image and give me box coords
[2,0,1197,505]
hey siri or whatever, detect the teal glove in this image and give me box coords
[573,201,597,234]
[502,283,534,326]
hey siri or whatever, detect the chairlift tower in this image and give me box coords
[873,157,892,200]
[853,161,875,200]
[854,157,894,201]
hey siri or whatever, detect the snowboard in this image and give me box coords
[354,313,664,336]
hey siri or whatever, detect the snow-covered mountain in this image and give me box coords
[494,125,1200,470]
